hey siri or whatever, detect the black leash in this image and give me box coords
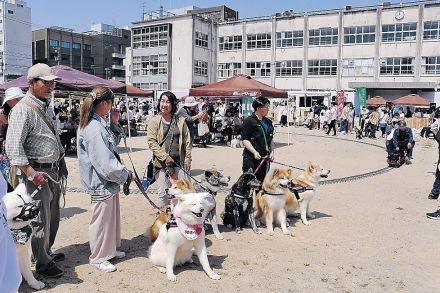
[271,160,305,171]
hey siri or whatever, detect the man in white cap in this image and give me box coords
[0,87,24,148]
[6,63,66,278]
[176,96,206,144]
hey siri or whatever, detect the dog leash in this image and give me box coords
[253,156,269,175]
[271,160,305,171]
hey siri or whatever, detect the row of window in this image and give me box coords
[49,40,91,51]
[132,54,168,76]
[194,60,208,76]
[195,32,208,48]
[133,82,168,90]
[132,24,169,49]
[218,20,440,51]
[217,56,440,77]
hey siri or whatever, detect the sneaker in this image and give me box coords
[113,250,126,259]
[49,251,65,262]
[405,158,412,165]
[36,261,64,278]
[426,210,440,220]
[428,192,439,200]
[91,260,116,273]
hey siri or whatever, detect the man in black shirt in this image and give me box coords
[241,97,274,182]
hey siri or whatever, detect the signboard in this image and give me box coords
[357,87,366,107]
[337,90,344,117]
[242,97,254,116]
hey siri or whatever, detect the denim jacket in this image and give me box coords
[77,114,128,201]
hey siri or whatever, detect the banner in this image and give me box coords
[337,90,344,117]
[357,87,367,108]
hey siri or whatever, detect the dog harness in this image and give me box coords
[10,225,32,245]
[288,183,315,200]
[262,189,285,196]
[166,214,204,241]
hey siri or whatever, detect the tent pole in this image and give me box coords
[287,101,290,146]
[126,94,132,153]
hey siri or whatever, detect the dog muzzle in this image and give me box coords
[13,195,39,221]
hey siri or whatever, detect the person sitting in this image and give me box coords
[390,120,415,164]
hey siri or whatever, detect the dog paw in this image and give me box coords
[157,267,166,273]
[236,229,241,234]
[283,230,291,236]
[303,221,311,226]
[208,272,221,280]
[307,213,316,219]
[215,234,224,240]
[167,274,177,282]
[268,231,274,236]
[29,281,45,290]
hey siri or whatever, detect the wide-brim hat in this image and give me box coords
[182,96,199,107]
[27,63,61,81]
[3,87,24,106]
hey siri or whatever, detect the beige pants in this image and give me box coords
[89,194,121,264]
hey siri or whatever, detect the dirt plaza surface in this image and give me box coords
[19,126,440,292]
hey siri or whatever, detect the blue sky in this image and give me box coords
[27,0,414,32]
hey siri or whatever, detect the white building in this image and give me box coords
[0,0,31,83]
[218,1,440,107]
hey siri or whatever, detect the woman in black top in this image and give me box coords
[241,97,274,182]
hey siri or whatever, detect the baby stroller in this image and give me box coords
[193,122,210,148]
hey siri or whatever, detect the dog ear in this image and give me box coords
[204,170,212,178]
[307,161,314,172]
[287,168,292,178]
[273,168,279,177]
[247,168,253,174]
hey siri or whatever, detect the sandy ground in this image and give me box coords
[18,126,440,293]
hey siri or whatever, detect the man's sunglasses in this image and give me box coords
[34,78,56,87]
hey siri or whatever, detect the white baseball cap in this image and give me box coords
[3,87,24,106]
[182,96,199,107]
[27,63,60,81]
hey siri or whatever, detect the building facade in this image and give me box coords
[125,6,237,92]
[32,24,130,81]
[0,0,31,83]
[217,1,440,106]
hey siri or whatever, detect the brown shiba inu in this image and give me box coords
[286,162,330,225]
[254,168,292,236]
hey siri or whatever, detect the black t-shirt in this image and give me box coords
[241,114,274,159]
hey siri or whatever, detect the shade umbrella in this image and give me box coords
[189,74,288,98]
[393,94,430,107]
[366,96,387,106]
[0,65,126,93]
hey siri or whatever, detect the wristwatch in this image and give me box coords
[27,170,36,181]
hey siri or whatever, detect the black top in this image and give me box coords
[241,113,274,159]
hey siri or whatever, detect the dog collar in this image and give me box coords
[11,225,32,245]
[175,216,203,240]
[262,189,284,196]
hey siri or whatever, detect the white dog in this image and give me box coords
[3,183,45,290]
[230,136,244,148]
[148,192,220,282]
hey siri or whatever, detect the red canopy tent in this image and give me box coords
[366,96,387,106]
[393,94,430,107]
[189,74,288,99]
[0,65,127,94]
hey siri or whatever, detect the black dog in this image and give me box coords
[221,170,261,234]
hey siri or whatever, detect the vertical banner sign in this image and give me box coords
[242,97,253,116]
[358,87,367,108]
[337,90,344,117]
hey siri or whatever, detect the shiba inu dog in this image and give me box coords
[147,192,220,282]
[3,183,45,290]
[254,168,292,236]
[286,162,330,225]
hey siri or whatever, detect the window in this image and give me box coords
[309,28,338,46]
[61,54,70,62]
[72,42,81,50]
[422,56,440,75]
[382,23,417,42]
[194,60,208,76]
[247,33,271,49]
[380,57,414,75]
[72,55,81,63]
[84,44,91,52]
[7,10,13,14]
[276,31,303,47]
[275,60,302,76]
[132,54,167,76]
[83,56,94,65]
[308,59,337,75]
[132,25,169,49]
[424,21,440,40]
[49,39,59,48]
[246,62,271,77]
[219,35,242,51]
[61,41,70,49]
[195,32,208,48]
[133,82,168,90]
[217,63,242,78]
[342,58,374,76]
[344,26,375,44]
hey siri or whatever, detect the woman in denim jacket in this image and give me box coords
[77,86,132,273]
